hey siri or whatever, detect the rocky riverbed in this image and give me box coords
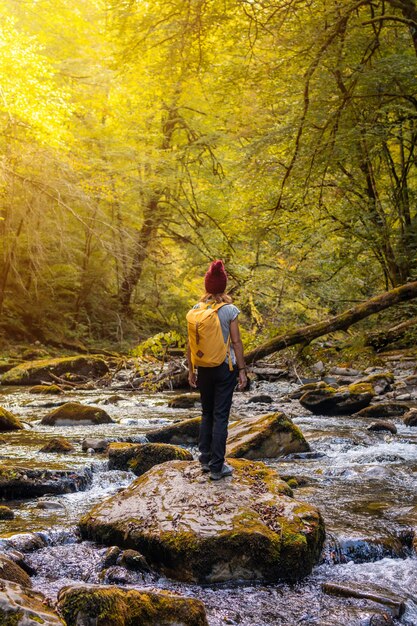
[0,352,416,625]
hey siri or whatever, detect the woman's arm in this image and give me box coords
[230,318,247,390]
[187,341,197,388]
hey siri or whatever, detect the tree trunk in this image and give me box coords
[245,281,417,364]
[364,316,417,350]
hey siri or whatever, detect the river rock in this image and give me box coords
[29,384,63,394]
[168,393,200,408]
[289,381,331,400]
[0,465,92,498]
[0,579,64,624]
[355,402,409,418]
[355,372,394,395]
[0,505,14,520]
[251,366,287,381]
[1,355,109,386]
[146,416,201,444]
[367,421,397,434]
[38,437,75,453]
[118,549,150,572]
[82,437,110,452]
[404,407,417,426]
[0,554,32,587]
[0,407,24,432]
[300,383,374,415]
[41,402,114,426]
[247,394,273,404]
[108,442,193,474]
[226,412,309,458]
[57,584,208,626]
[79,459,324,583]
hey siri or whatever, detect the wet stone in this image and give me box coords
[57,584,209,626]
[300,383,374,415]
[367,421,397,434]
[41,402,115,426]
[355,402,410,418]
[0,554,32,587]
[79,459,324,584]
[247,394,273,404]
[102,546,122,569]
[38,436,75,453]
[29,384,63,394]
[168,393,200,408]
[118,549,150,572]
[1,355,109,385]
[82,437,110,452]
[108,442,193,475]
[146,416,201,445]
[0,466,93,499]
[404,407,417,426]
[0,579,64,625]
[0,505,14,520]
[0,406,24,432]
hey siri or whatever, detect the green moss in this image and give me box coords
[39,437,74,454]
[41,402,113,425]
[0,407,24,432]
[347,382,375,395]
[29,385,62,394]
[128,444,193,476]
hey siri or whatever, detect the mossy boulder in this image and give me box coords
[146,416,201,444]
[108,442,193,474]
[355,402,410,419]
[38,437,75,453]
[355,372,394,395]
[299,383,374,415]
[41,402,114,426]
[226,412,309,459]
[79,459,324,583]
[0,554,32,587]
[29,384,63,394]
[168,393,200,408]
[0,407,24,432]
[1,355,109,386]
[57,584,208,626]
[404,408,417,427]
[0,579,64,624]
[0,505,14,520]
[0,465,92,499]
[289,381,331,400]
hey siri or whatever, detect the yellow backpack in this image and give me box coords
[186,302,232,370]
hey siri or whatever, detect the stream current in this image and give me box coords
[0,366,416,626]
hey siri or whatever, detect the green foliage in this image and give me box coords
[132,331,186,359]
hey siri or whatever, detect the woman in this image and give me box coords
[187,260,247,480]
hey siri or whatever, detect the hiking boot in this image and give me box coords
[200,463,210,473]
[209,463,233,481]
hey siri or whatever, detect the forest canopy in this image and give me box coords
[1,0,416,349]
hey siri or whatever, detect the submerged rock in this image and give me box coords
[0,406,24,432]
[168,393,200,408]
[1,355,108,386]
[82,437,110,452]
[300,383,374,415]
[226,412,309,459]
[41,402,114,426]
[79,459,324,584]
[108,442,193,474]
[146,416,201,444]
[38,437,75,453]
[0,580,64,624]
[247,394,273,404]
[355,402,409,418]
[57,584,208,626]
[0,465,92,499]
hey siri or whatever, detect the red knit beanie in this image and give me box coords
[205,260,227,294]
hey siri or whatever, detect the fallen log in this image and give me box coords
[364,316,417,350]
[245,281,417,364]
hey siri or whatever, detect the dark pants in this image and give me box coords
[197,362,238,473]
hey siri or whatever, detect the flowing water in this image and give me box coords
[0,368,416,626]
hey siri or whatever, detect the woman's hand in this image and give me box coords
[188,370,197,388]
[238,369,247,391]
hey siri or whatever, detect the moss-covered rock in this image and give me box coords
[355,372,394,395]
[57,584,208,626]
[41,402,114,426]
[146,416,201,444]
[168,393,200,408]
[367,421,397,434]
[1,355,109,386]
[226,412,309,459]
[38,437,75,453]
[299,383,374,415]
[0,505,14,520]
[0,407,24,432]
[0,579,64,624]
[0,554,32,587]
[289,381,331,400]
[355,403,409,418]
[79,459,324,584]
[404,408,417,427]
[108,442,193,474]
[118,549,150,571]
[29,384,63,394]
[0,465,92,499]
